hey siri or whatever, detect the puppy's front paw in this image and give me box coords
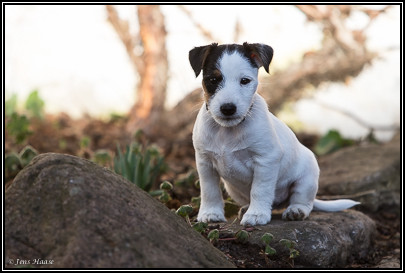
[240,211,271,226]
[282,204,311,221]
[197,208,226,223]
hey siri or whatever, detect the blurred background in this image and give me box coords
[4,5,402,268]
[5,5,400,138]
[4,4,401,185]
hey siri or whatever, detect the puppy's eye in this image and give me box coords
[240,78,251,85]
[210,77,221,84]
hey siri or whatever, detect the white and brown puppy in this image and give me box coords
[189,42,359,226]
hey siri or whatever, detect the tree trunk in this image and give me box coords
[106,5,168,135]
[127,5,168,134]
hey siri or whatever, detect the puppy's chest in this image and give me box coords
[202,133,255,182]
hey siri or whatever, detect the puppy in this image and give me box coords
[189,42,359,226]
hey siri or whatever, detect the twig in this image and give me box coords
[177,5,221,43]
[106,5,144,75]
[317,101,399,132]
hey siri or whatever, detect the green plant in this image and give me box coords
[279,238,299,267]
[80,136,91,150]
[207,229,219,243]
[261,233,277,256]
[190,196,201,208]
[19,145,38,166]
[5,146,38,181]
[314,129,355,156]
[25,90,45,119]
[6,113,32,144]
[192,222,208,233]
[92,149,112,166]
[157,181,173,203]
[113,142,166,192]
[235,229,249,244]
[5,93,18,117]
[176,204,193,225]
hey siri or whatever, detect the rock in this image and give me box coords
[5,153,235,268]
[317,133,400,212]
[218,210,376,268]
[374,256,400,268]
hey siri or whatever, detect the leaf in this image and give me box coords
[314,129,355,156]
[192,222,208,233]
[6,113,32,144]
[265,245,277,256]
[235,230,249,243]
[160,181,173,190]
[5,153,22,178]
[279,239,297,249]
[25,90,45,119]
[19,145,38,166]
[289,248,300,259]
[158,191,171,203]
[261,233,274,245]
[113,141,166,191]
[207,229,219,243]
[176,205,193,217]
[191,196,201,208]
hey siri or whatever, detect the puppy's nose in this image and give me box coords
[220,103,237,116]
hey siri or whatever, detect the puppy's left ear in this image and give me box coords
[243,42,273,74]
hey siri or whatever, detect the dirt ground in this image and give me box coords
[4,114,401,269]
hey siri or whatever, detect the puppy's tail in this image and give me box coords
[313,199,360,212]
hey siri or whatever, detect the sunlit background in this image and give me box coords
[4,4,401,141]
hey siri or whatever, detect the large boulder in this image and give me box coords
[317,133,400,212]
[5,153,235,268]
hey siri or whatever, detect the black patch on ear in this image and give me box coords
[189,43,218,77]
[242,42,273,73]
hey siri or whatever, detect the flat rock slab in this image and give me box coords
[218,210,376,268]
[5,153,235,268]
[318,133,400,212]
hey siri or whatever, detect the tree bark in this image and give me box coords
[106,5,168,135]
[127,5,168,134]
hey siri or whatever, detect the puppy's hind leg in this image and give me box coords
[282,174,318,221]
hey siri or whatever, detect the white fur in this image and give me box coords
[193,51,359,226]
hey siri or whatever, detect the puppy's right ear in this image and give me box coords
[189,43,218,77]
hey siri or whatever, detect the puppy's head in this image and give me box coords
[189,42,273,127]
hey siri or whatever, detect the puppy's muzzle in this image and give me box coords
[220,103,237,116]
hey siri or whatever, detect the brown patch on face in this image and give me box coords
[202,69,223,103]
[202,80,210,103]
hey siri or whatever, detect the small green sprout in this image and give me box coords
[280,238,300,266]
[207,229,219,243]
[160,181,173,191]
[158,191,171,203]
[261,233,276,256]
[235,229,249,244]
[6,113,32,144]
[192,222,208,233]
[190,196,201,208]
[18,145,38,166]
[265,245,277,256]
[176,205,193,226]
[261,233,274,245]
[176,205,193,218]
